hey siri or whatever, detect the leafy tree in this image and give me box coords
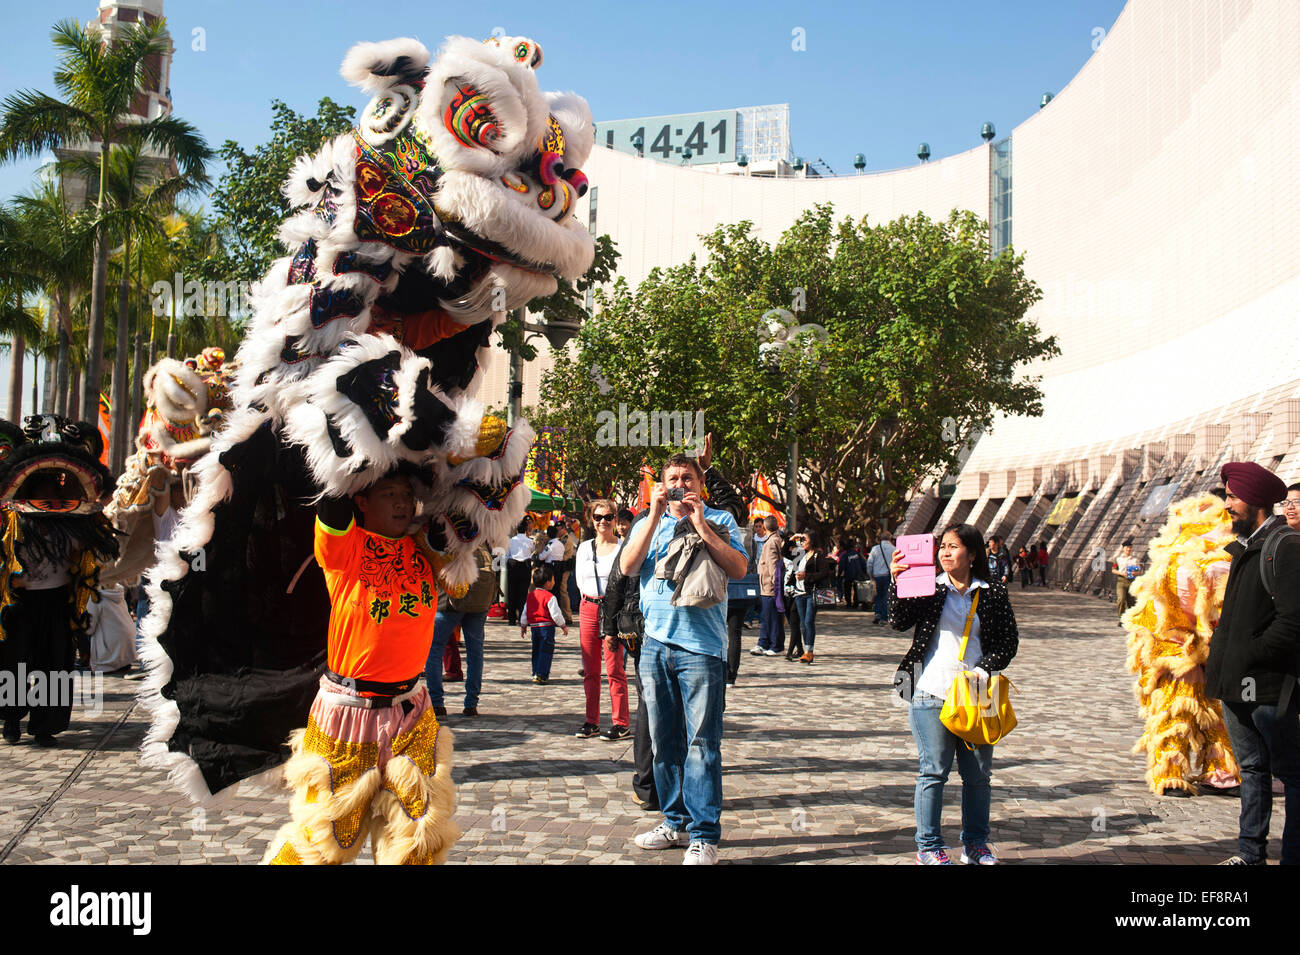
[0,17,211,423]
[65,138,211,470]
[10,179,95,418]
[205,98,356,286]
[537,206,1058,540]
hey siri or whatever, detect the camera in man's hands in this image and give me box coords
[666,488,686,502]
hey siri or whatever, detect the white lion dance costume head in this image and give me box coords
[139,35,595,804]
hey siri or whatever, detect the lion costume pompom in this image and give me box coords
[1125,493,1240,795]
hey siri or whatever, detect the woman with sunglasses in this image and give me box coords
[574,500,630,740]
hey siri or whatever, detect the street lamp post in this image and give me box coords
[506,309,582,426]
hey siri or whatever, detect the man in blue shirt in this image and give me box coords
[620,452,748,864]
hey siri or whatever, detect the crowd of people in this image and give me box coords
[5,415,1296,868]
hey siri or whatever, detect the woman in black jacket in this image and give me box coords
[888,523,1019,865]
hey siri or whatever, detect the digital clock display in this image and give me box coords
[595,110,738,165]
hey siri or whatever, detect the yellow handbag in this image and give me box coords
[939,589,1018,746]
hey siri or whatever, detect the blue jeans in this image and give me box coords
[873,575,890,621]
[758,596,784,651]
[795,594,817,650]
[1222,694,1300,864]
[529,625,556,679]
[423,607,487,709]
[639,637,725,844]
[908,691,993,851]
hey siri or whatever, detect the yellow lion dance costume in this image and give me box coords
[1125,493,1240,795]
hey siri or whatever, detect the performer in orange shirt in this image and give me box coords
[264,470,460,865]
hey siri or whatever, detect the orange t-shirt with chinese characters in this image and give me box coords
[314,517,438,689]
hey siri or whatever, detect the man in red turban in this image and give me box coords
[1205,461,1300,865]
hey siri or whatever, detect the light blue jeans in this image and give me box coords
[907,690,993,851]
[423,607,486,709]
[639,637,725,844]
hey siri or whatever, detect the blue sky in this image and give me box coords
[1,0,1126,194]
[0,0,1127,409]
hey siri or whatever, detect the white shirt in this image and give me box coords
[792,552,809,595]
[507,533,536,562]
[541,539,564,563]
[575,538,619,598]
[16,549,72,590]
[916,572,989,699]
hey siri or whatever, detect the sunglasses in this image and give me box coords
[592,513,615,522]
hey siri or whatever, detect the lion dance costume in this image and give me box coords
[0,416,119,741]
[102,347,233,585]
[1125,493,1240,795]
[136,34,595,864]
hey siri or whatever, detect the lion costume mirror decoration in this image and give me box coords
[139,34,595,801]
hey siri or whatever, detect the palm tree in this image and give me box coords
[10,177,95,418]
[0,17,211,424]
[0,204,48,420]
[67,139,210,470]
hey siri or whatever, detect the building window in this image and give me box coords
[990,137,1012,257]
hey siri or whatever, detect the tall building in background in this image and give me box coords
[56,0,176,210]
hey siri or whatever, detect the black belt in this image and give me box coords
[325,669,421,697]
[582,595,603,604]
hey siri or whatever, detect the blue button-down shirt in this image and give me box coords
[632,506,747,659]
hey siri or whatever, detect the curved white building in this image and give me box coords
[490,0,1299,591]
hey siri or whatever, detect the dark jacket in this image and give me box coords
[794,551,834,591]
[601,538,643,641]
[703,466,746,524]
[986,548,1012,583]
[1205,517,1300,706]
[888,576,1019,683]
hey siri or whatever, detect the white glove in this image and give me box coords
[970,667,990,683]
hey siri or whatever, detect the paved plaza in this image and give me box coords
[0,587,1279,865]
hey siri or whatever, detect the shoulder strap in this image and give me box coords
[956,589,981,662]
[591,539,604,597]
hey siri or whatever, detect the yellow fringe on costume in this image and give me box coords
[1124,493,1240,795]
[263,707,460,865]
[0,507,22,642]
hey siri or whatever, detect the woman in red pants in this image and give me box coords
[574,499,629,740]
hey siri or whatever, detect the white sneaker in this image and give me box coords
[762,649,779,656]
[748,646,765,656]
[682,841,718,865]
[634,823,687,850]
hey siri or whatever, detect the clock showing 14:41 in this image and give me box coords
[595,109,738,165]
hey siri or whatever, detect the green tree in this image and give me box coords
[205,98,356,286]
[10,178,96,418]
[538,206,1058,540]
[66,137,210,470]
[0,16,211,423]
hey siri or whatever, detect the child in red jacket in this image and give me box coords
[522,566,567,684]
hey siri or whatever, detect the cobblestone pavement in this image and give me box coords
[0,587,1280,864]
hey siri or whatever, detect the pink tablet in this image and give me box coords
[895,533,936,598]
